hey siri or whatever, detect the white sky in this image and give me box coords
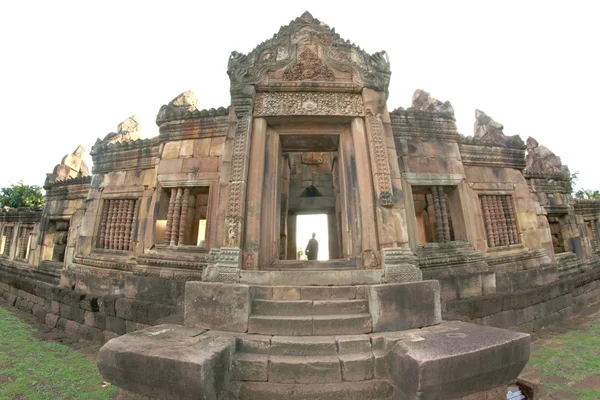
[1,1,598,190]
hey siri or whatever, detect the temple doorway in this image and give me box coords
[295,214,329,260]
[279,147,342,261]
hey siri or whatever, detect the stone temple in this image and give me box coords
[1,11,600,400]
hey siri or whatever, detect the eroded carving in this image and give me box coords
[283,48,335,81]
[254,92,364,116]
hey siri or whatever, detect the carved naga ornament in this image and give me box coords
[226,11,391,92]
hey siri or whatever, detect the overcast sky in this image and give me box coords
[1,1,598,190]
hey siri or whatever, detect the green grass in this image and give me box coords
[528,319,600,399]
[0,306,118,400]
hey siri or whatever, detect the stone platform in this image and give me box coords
[98,280,530,399]
[98,322,529,400]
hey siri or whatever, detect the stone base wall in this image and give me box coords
[0,266,181,343]
[444,267,600,332]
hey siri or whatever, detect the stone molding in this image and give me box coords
[403,172,463,186]
[381,248,422,283]
[253,92,364,117]
[91,138,160,174]
[202,247,242,283]
[459,142,526,169]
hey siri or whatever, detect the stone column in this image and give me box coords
[243,118,267,269]
[350,117,379,262]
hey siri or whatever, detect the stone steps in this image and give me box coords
[230,334,382,386]
[247,314,372,335]
[228,380,393,400]
[253,285,367,300]
[252,299,369,315]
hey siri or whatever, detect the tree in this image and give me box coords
[575,189,600,200]
[0,181,45,210]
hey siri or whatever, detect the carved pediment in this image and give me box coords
[227,11,391,92]
[282,48,334,82]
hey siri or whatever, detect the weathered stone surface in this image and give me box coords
[388,322,530,400]
[184,282,252,332]
[367,281,441,332]
[236,380,394,400]
[231,353,268,381]
[98,325,233,400]
[268,355,341,384]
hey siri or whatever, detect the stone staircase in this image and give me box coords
[227,334,393,399]
[247,285,372,335]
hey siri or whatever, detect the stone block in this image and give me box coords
[162,142,181,160]
[179,140,194,158]
[45,313,59,328]
[85,311,106,330]
[32,304,46,324]
[340,353,374,382]
[231,354,268,381]
[268,355,341,384]
[367,281,441,332]
[388,322,530,400]
[59,303,85,324]
[272,286,301,300]
[105,316,126,335]
[98,295,118,316]
[79,324,103,342]
[194,138,211,157]
[130,300,151,324]
[64,320,80,335]
[184,282,252,333]
[270,336,337,356]
[209,136,225,156]
[336,335,372,354]
[148,303,175,324]
[115,297,133,320]
[98,325,233,400]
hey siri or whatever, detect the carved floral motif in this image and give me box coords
[254,92,364,117]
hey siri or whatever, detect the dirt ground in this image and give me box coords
[2,297,600,399]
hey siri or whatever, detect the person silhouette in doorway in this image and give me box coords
[305,232,319,260]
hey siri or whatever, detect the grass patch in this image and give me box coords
[0,306,118,400]
[528,320,600,398]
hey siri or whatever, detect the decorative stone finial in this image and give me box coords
[471,109,524,148]
[474,109,504,137]
[45,145,90,186]
[99,115,142,146]
[525,136,569,176]
[411,89,454,116]
[156,90,201,124]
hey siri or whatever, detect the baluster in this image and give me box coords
[178,189,190,246]
[170,188,183,246]
[164,189,176,245]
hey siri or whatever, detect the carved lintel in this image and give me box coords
[254,92,364,117]
[381,248,422,283]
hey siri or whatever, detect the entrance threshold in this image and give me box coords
[265,259,357,271]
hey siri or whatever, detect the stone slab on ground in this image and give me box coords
[97,324,235,400]
[388,321,530,400]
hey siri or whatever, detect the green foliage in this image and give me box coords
[0,180,45,210]
[575,189,600,200]
[0,306,118,399]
